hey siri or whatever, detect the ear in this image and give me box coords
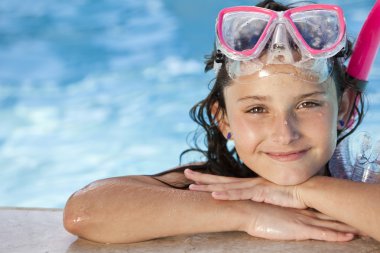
[338,89,355,128]
[211,102,232,139]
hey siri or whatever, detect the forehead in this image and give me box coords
[225,71,336,99]
[235,63,327,82]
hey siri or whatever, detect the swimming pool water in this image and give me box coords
[0,0,378,208]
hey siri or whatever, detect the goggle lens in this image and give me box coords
[291,10,341,51]
[218,6,345,59]
[222,12,270,52]
[216,5,346,82]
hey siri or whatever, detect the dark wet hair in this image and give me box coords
[175,0,367,179]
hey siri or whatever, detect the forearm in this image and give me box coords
[63,176,253,243]
[299,176,380,240]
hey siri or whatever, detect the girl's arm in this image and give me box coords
[63,174,249,243]
[63,172,357,244]
[184,170,379,240]
[299,176,380,240]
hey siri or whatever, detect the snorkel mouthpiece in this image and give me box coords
[347,0,380,83]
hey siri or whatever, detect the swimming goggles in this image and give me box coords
[216,4,346,61]
[214,4,347,82]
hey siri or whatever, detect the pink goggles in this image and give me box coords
[216,4,347,61]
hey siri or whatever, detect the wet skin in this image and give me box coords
[219,66,347,185]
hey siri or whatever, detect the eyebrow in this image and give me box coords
[237,95,268,102]
[298,91,327,100]
[237,91,327,103]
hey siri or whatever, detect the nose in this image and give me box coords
[271,111,301,145]
[267,23,295,64]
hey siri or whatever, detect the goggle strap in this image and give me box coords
[334,42,349,58]
[215,50,225,63]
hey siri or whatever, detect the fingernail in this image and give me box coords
[345,233,354,238]
[185,169,194,174]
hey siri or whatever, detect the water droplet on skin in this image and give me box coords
[73,217,83,223]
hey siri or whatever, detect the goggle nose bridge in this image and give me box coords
[270,23,292,50]
[266,15,297,64]
[267,12,295,50]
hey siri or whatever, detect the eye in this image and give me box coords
[247,106,267,114]
[297,101,321,109]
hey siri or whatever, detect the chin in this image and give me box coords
[268,169,315,186]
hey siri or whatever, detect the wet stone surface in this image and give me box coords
[1,208,380,253]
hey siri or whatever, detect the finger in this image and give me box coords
[185,169,245,184]
[307,211,337,221]
[311,219,361,235]
[189,180,259,193]
[215,189,299,209]
[189,184,235,193]
[307,226,355,242]
[290,209,364,236]
[297,209,337,221]
[307,212,366,236]
[298,209,347,222]
[297,210,362,236]
[184,169,249,184]
[212,191,239,200]
[188,184,213,192]
[212,188,265,202]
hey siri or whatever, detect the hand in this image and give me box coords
[184,169,364,241]
[244,203,358,241]
[184,169,307,209]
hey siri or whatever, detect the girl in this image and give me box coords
[63,0,380,243]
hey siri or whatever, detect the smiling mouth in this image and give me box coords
[265,149,310,162]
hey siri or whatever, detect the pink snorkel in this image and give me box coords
[345,0,380,128]
[340,3,380,181]
[330,1,380,180]
[347,0,380,86]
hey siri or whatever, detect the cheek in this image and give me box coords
[308,107,337,139]
[302,108,338,158]
[305,111,334,132]
[228,112,264,147]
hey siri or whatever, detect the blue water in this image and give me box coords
[0,0,379,208]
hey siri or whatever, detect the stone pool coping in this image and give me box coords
[1,207,380,253]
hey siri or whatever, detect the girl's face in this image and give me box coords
[221,66,349,185]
